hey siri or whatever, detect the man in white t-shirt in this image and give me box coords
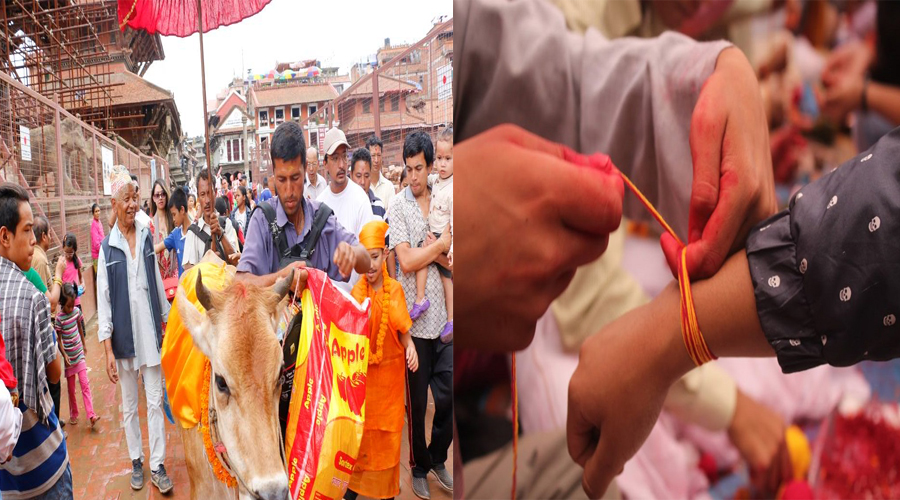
[317,127,375,291]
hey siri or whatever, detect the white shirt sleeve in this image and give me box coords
[182,231,201,267]
[224,218,239,252]
[96,247,113,343]
[0,383,22,462]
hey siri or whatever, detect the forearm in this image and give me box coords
[46,356,62,384]
[647,251,774,387]
[434,253,451,271]
[234,270,280,288]
[353,245,370,274]
[396,243,445,275]
[154,241,166,254]
[386,251,397,279]
[867,81,900,125]
[400,331,413,350]
[219,235,238,265]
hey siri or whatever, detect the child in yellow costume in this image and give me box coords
[347,220,419,500]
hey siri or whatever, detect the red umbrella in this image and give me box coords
[117,0,272,165]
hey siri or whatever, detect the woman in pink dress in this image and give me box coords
[90,203,104,302]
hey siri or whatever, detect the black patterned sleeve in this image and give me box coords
[746,127,900,373]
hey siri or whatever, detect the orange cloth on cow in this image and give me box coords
[161,260,234,428]
[349,275,412,499]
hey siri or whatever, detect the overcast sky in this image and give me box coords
[143,0,452,138]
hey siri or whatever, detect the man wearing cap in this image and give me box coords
[317,127,375,292]
[235,121,370,293]
[96,165,174,494]
[304,146,328,202]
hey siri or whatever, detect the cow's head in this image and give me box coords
[177,270,293,500]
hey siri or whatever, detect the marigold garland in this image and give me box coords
[363,264,392,365]
[200,359,237,487]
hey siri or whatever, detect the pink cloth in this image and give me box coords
[62,258,82,306]
[91,219,104,260]
[65,360,95,420]
[617,359,871,500]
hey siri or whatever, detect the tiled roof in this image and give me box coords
[252,83,338,107]
[111,71,174,106]
[346,74,419,97]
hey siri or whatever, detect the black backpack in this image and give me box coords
[248,200,334,435]
[249,200,334,270]
[187,216,230,262]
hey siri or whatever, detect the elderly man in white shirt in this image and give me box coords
[96,165,173,494]
[304,146,328,202]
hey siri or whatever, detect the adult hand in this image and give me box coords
[728,390,791,495]
[662,47,777,279]
[821,39,872,88]
[54,255,66,280]
[280,261,308,295]
[821,71,864,124]
[333,242,356,278]
[455,124,624,352]
[207,213,223,238]
[406,342,419,372]
[105,353,118,384]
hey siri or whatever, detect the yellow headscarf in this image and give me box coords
[359,220,388,250]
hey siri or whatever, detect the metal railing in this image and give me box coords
[0,69,169,268]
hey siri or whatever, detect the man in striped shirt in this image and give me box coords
[0,183,71,499]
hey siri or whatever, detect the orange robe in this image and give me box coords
[349,276,412,499]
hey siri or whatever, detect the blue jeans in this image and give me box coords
[36,464,73,500]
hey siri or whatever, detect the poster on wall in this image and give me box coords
[19,126,31,161]
[101,145,114,196]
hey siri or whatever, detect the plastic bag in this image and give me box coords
[285,269,370,500]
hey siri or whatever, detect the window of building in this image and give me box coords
[310,131,318,152]
[259,110,269,128]
[225,138,243,163]
[292,106,301,121]
[391,96,399,112]
[363,100,370,114]
[309,104,318,122]
[274,108,285,126]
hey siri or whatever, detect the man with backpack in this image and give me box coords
[235,121,370,290]
[234,121,371,437]
[181,167,241,269]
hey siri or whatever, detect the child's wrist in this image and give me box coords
[656,282,700,385]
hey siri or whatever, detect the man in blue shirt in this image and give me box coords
[154,187,189,276]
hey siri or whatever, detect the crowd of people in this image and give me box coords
[0,120,453,500]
